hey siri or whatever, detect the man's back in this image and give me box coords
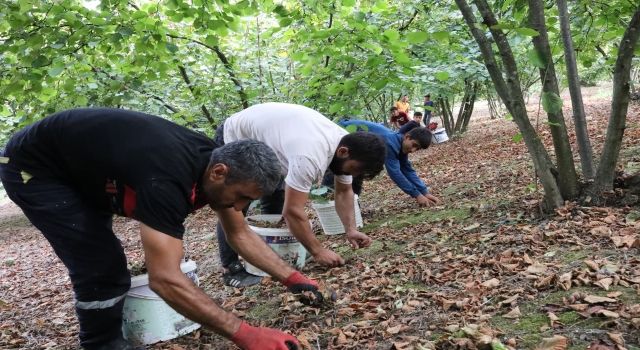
[4,108,216,236]
[223,103,348,192]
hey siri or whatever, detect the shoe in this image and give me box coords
[223,261,263,287]
[89,337,146,350]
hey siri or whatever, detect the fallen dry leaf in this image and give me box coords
[527,263,548,274]
[481,278,501,288]
[607,333,626,350]
[584,295,617,304]
[535,335,568,350]
[503,306,522,319]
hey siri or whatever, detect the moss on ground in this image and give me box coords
[246,300,279,321]
[362,208,470,233]
[336,240,406,261]
[490,284,640,349]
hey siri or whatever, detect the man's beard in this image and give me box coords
[203,181,234,211]
[328,156,348,175]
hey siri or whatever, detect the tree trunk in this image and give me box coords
[454,80,471,134]
[461,83,478,133]
[529,0,579,199]
[557,0,597,180]
[592,8,640,193]
[456,0,564,208]
[178,66,216,127]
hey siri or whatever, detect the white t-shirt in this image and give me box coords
[223,103,352,193]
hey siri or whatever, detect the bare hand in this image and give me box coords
[416,194,442,207]
[345,230,372,249]
[313,248,345,267]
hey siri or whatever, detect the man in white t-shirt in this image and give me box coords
[213,103,387,287]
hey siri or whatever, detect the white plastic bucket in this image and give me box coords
[432,128,449,144]
[312,195,363,235]
[122,260,201,345]
[244,215,308,277]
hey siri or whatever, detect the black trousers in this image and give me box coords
[0,151,130,349]
[320,173,364,196]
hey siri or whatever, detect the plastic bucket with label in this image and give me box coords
[312,195,363,235]
[244,215,308,277]
[432,128,449,144]
[122,260,200,345]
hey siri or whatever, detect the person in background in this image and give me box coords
[390,106,410,129]
[323,120,442,207]
[399,111,424,135]
[394,95,411,114]
[423,94,435,125]
[215,103,387,288]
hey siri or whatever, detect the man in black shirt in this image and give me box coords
[0,108,324,350]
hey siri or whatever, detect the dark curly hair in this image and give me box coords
[408,128,432,149]
[335,132,386,180]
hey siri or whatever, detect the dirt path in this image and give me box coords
[1,84,639,350]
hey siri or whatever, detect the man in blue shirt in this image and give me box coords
[323,120,441,207]
[423,94,435,125]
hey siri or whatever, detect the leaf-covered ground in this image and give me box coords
[1,85,639,350]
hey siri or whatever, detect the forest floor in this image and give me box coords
[1,84,639,350]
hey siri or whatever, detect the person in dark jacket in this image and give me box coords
[399,111,424,135]
[323,120,441,207]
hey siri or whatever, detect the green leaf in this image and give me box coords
[342,0,356,6]
[512,134,523,142]
[424,106,435,111]
[77,96,88,106]
[490,23,514,30]
[88,40,101,48]
[31,55,50,68]
[48,67,64,77]
[514,28,539,36]
[542,121,562,126]
[87,82,98,89]
[406,32,429,44]
[527,49,548,68]
[358,123,369,131]
[89,17,107,25]
[373,78,388,89]
[383,29,399,43]
[119,28,134,36]
[291,52,304,61]
[329,102,343,113]
[541,92,563,114]
[504,113,512,120]
[432,31,449,40]
[132,10,148,20]
[435,71,450,81]
[354,12,365,21]
[278,18,293,27]
[205,35,218,47]
[345,124,358,133]
[166,43,179,53]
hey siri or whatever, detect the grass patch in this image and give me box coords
[362,208,470,232]
[246,300,279,321]
[337,240,406,261]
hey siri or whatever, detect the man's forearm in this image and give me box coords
[150,273,241,338]
[225,226,295,282]
[282,208,323,255]
[334,187,357,232]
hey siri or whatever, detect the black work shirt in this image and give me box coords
[4,108,216,239]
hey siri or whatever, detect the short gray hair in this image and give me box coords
[209,139,281,194]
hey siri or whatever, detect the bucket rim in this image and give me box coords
[130,260,197,289]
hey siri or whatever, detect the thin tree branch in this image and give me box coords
[178,65,216,126]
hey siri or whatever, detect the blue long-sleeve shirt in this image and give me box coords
[339,120,428,198]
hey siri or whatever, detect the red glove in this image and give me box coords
[283,271,337,303]
[230,321,299,350]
